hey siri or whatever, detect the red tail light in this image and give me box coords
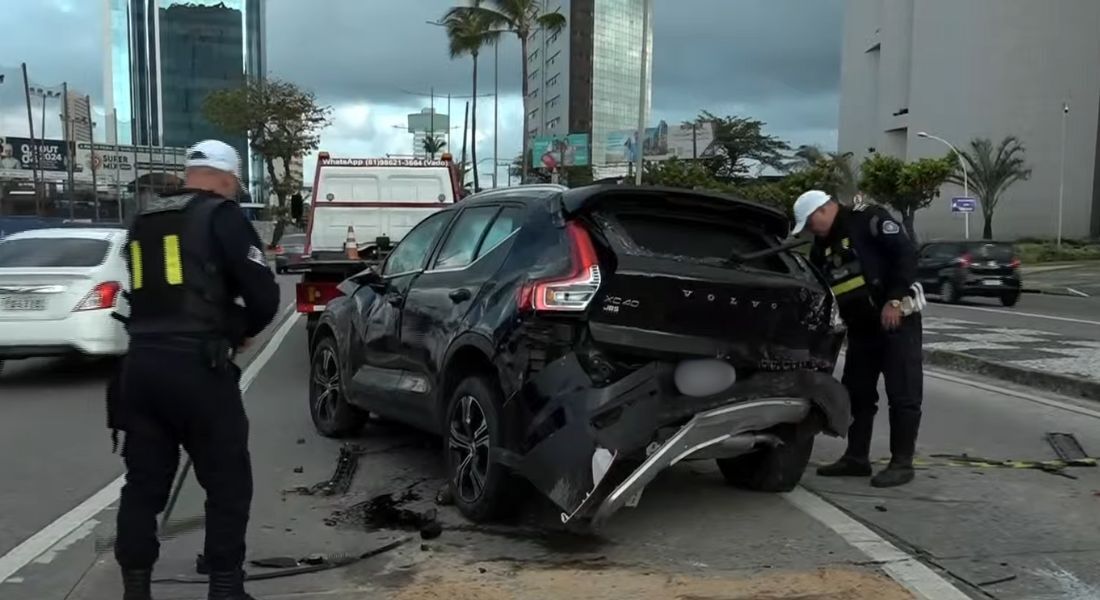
[75,281,122,311]
[518,222,602,312]
[1010,257,1021,268]
[273,245,284,255]
[955,253,972,268]
[296,281,343,313]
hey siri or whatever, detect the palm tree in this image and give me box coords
[443,7,498,191]
[446,1,567,182]
[422,136,447,160]
[786,145,860,204]
[950,136,1032,239]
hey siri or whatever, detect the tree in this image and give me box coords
[204,78,332,245]
[443,6,499,192]
[511,153,551,184]
[786,145,859,204]
[422,135,447,160]
[688,111,791,181]
[950,136,1032,239]
[642,157,720,190]
[448,0,566,182]
[860,154,954,240]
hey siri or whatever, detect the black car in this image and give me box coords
[308,184,850,527]
[917,241,1022,306]
[274,233,307,274]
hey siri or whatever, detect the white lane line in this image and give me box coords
[939,304,1100,327]
[783,487,971,600]
[925,368,1100,420]
[0,307,302,584]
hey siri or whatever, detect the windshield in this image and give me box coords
[963,242,1015,261]
[0,237,111,268]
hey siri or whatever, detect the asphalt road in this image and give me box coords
[0,314,1096,599]
[925,293,1100,341]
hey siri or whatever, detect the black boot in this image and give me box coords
[871,458,915,488]
[816,455,872,477]
[121,569,152,600]
[208,570,257,600]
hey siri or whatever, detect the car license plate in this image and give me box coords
[0,296,46,311]
[982,279,1001,286]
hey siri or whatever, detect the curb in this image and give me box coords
[1022,287,1088,298]
[923,348,1100,402]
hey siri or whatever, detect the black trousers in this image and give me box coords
[114,341,253,572]
[841,314,923,462]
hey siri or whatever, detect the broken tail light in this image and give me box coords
[74,281,122,311]
[519,222,602,312]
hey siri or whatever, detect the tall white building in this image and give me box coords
[525,0,652,167]
[838,0,1100,240]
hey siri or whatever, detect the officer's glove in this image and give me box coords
[899,282,927,316]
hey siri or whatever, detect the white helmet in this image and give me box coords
[791,190,832,236]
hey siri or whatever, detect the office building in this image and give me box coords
[526,0,652,167]
[406,108,451,159]
[102,0,266,192]
[64,92,93,142]
[838,0,1100,240]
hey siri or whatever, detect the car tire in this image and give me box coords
[716,414,821,493]
[941,279,961,304]
[1001,292,1020,307]
[444,373,518,523]
[0,360,5,378]
[308,335,367,438]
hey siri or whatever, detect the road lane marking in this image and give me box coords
[926,368,1100,420]
[783,487,971,600]
[940,304,1100,327]
[0,306,301,584]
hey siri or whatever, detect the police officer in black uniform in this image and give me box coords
[114,140,279,600]
[791,190,924,488]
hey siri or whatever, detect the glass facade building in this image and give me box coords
[104,0,266,190]
[525,0,651,167]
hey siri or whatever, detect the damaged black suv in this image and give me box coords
[308,184,850,527]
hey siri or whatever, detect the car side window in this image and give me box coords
[433,206,499,270]
[383,211,452,276]
[476,207,523,260]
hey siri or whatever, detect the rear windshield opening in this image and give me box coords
[0,238,111,268]
[607,212,789,272]
[964,243,1015,261]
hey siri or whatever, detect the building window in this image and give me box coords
[546,95,560,109]
[529,87,539,99]
[547,117,561,130]
[547,50,561,66]
[529,68,539,80]
[529,48,539,61]
[529,108,539,120]
[547,74,560,87]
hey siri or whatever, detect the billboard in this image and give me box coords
[604,121,716,164]
[75,142,186,183]
[0,136,73,174]
[531,133,590,169]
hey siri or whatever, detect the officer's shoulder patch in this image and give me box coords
[881,219,901,235]
[247,245,267,267]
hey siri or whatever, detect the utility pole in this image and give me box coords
[430,86,435,148]
[86,95,99,221]
[112,108,122,222]
[460,101,470,175]
[1057,101,1069,248]
[20,63,41,211]
[634,0,652,185]
[62,82,75,219]
[494,42,499,188]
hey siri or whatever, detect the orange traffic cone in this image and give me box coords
[345,226,359,260]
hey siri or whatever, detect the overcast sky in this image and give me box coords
[0,0,842,179]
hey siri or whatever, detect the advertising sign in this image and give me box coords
[531,133,590,169]
[75,142,186,184]
[951,197,977,213]
[0,136,72,174]
[604,121,716,164]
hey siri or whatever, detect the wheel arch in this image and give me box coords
[438,333,501,423]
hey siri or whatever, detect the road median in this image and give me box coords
[924,347,1100,402]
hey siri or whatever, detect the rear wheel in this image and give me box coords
[941,279,961,304]
[1001,292,1020,307]
[445,373,518,522]
[308,335,367,438]
[716,415,821,492]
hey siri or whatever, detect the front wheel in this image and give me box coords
[1001,292,1020,307]
[716,415,821,492]
[308,335,367,438]
[445,374,518,522]
[941,279,961,304]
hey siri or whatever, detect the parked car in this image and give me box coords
[0,227,129,376]
[307,184,849,527]
[274,233,307,274]
[917,241,1022,306]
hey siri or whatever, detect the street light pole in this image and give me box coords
[1058,102,1068,248]
[918,131,969,239]
[634,0,652,185]
[494,42,499,189]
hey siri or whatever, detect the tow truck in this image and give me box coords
[287,152,466,343]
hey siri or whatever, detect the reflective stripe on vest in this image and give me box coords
[831,275,867,297]
[129,241,144,290]
[163,234,183,285]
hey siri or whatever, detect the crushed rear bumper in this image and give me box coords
[512,353,849,528]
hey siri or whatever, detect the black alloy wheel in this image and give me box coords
[309,336,366,437]
[444,374,518,522]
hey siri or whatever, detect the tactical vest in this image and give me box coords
[821,236,876,323]
[124,193,233,337]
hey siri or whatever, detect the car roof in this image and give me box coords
[2,227,126,242]
[459,184,568,206]
[924,240,1015,245]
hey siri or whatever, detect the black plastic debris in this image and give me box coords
[293,466,304,474]
[296,438,306,445]
[286,444,362,497]
[435,483,455,506]
[301,554,326,566]
[874,505,888,513]
[250,557,298,569]
[420,521,443,540]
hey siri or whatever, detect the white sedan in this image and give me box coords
[0,227,130,376]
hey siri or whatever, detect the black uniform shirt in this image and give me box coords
[207,197,281,340]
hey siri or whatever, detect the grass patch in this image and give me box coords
[1017,241,1100,264]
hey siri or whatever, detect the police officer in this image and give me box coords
[114,140,279,600]
[791,190,924,488]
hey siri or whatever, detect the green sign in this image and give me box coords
[531,133,590,169]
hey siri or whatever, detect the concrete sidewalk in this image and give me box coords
[1022,261,1100,297]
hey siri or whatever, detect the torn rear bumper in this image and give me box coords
[512,353,849,529]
